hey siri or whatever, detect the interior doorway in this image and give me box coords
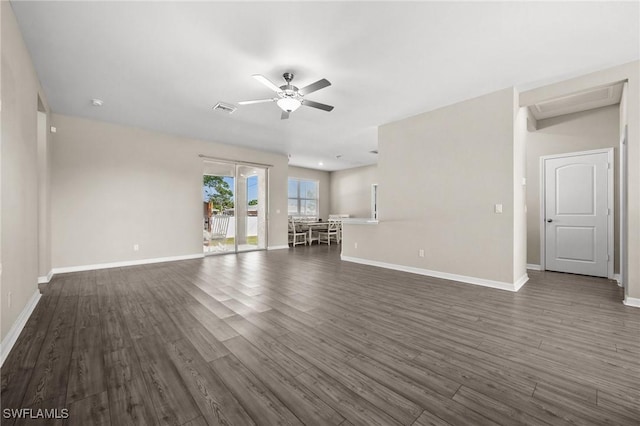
[202,160,267,255]
[541,149,613,278]
[524,82,626,290]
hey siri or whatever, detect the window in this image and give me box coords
[288,178,318,217]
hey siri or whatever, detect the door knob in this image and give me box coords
[547,219,553,223]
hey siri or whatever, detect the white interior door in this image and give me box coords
[543,150,612,277]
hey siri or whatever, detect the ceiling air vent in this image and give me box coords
[212,102,237,114]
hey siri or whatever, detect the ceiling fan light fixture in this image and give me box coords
[277,97,301,112]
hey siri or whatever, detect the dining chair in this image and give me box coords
[308,226,320,245]
[288,218,307,247]
[318,220,339,246]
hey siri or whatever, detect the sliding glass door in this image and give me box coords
[203,160,267,255]
[236,165,267,252]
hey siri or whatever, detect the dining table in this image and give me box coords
[300,221,329,245]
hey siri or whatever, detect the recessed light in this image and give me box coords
[318,162,324,166]
[91,98,104,107]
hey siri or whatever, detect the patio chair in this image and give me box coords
[209,214,230,248]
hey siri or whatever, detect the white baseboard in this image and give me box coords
[52,253,204,275]
[526,264,541,271]
[37,270,54,284]
[267,245,289,251]
[1,290,41,366]
[341,256,527,292]
[514,273,529,291]
[623,296,640,308]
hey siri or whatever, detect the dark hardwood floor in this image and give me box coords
[2,245,639,425]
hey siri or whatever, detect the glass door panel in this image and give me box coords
[236,165,266,252]
[203,161,235,255]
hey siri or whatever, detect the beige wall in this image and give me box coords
[287,166,330,220]
[343,88,525,286]
[51,114,289,269]
[330,165,378,218]
[1,2,49,341]
[521,60,639,299]
[525,105,620,269]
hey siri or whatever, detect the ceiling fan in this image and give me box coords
[238,72,334,119]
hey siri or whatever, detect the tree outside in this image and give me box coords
[203,175,234,213]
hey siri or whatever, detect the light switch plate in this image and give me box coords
[495,204,503,214]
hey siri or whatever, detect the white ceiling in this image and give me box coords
[11,1,639,171]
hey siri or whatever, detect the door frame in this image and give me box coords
[202,156,271,255]
[539,148,614,278]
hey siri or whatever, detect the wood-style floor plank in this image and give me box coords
[67,391,110,426]
[2,245,638,425]
[210,354,303,426]
[1,291,62,416]
[277,331,423,425]
[411,410,452,426]
[104,347,158,426]
[66,326,106,404]
[132,335,201,425]
[223,335,344,426]
[296,367,404,426]
[165,338,255,425]
[21,295,78,407]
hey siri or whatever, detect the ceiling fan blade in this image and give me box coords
[302,99,334,112]
[252,74,282,92]
[238,99,274,105]
[281,111,290,120]
[298,78,331,96]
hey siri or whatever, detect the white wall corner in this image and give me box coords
[267,245,290,251]
[37,270,54,284]
[623,296,640,308]
[341,255,526,292]
[1,290,41,366]
[514,273,529,292]
[526,264,541,271]
[51,253,204,275]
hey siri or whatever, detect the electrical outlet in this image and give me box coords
[133,244,139,251]
[419,249,425,257]
[354,242,358,249]
[7,291,11,308]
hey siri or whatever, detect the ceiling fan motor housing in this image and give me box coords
[282,72,295,83]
